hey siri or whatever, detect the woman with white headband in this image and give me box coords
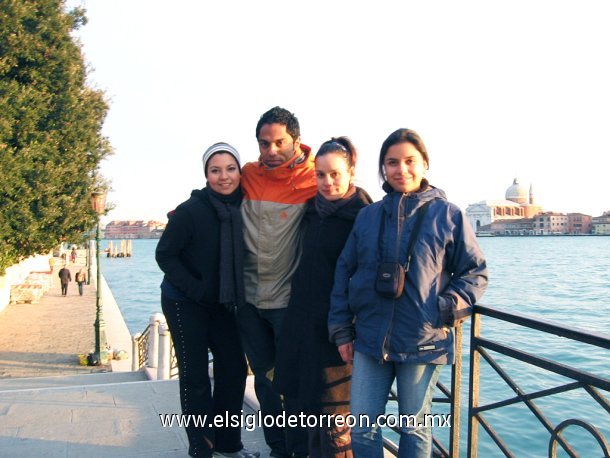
[156,142,259,458]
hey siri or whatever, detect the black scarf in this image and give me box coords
[314,185,359,219]
[205,186,245,313]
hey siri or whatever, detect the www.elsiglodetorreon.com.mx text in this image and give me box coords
[159,411,451,431]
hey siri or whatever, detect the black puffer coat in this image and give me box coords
[273,188,371,413]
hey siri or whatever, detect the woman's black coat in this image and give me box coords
[274,188,371,412]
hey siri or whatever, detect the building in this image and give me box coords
[481,218,536,236]
[532,212,569,235]
[567,213,592,234]
[466,178,543,233]
[592,211,610,235]
[103,220,166,239]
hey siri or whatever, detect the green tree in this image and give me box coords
[0,0,111,274]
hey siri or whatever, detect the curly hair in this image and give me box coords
[255,106,300,141]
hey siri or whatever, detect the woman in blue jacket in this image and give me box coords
[328,128,488,457]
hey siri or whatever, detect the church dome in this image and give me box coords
[505,178,528,204]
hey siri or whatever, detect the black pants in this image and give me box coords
[237,303,308,458]
[60,283,68,296]
[77,282,84,296]
[162,295,247,457]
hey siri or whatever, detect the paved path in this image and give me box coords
[0,252,272,457]
[0,255,111,379]
[0,375,270,457]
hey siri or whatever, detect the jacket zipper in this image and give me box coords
[381,193,409,362]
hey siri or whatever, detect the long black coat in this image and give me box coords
[274,188,371,413]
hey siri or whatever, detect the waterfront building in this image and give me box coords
[103,220,166,239]
[532,212,568,235]
[592,211,610,235]
[567,213,592,234]
[484,217,536,236]
[465,178,543,233]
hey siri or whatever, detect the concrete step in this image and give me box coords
[0,377,272,457]
[0,370,148,392]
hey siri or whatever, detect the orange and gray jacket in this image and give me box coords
[241,145,317,309]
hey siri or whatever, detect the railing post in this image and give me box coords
[147,313,164,368]
[157,322,171,380]
[467,311,482,458]
[132,332,141,371]
[450,325,463,457]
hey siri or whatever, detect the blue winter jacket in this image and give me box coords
[328,185,488,365]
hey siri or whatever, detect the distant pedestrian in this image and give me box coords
[75,268,87,296]
[58,266,71,296]
[70,247,77,263]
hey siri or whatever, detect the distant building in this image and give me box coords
[466,179,602,236]
[103,220,166,239]
[481,217,536,236]
[532,212,569,235]
[466,178,543,233]
[592,211,610,235]
[567,213,592,234]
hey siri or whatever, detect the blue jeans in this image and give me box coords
[350,351,442,458]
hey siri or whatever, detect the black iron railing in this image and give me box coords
[467,304,610,458]
[382,305,610,457]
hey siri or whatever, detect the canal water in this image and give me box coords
[101,236,610,457]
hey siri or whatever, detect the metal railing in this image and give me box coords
[131,306,610,456]
[132,313,178,380]
[467,304,610,457]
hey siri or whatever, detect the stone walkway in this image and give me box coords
[0,255,111,379]
[0,375,270,457]
[0,252,273,457]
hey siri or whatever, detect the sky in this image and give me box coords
[65,0,610,223]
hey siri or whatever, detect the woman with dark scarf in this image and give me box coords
[156,143,258,458]
[274,137,372,457]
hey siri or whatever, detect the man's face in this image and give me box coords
[257,123,300,168]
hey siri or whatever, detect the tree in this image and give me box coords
[0,0,111,274]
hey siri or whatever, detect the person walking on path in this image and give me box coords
[156,142,258,458]
[75,268,87,296]
[328,128,488,457]
[237,106,316,458]
[274,137,372,457]
[58,265,71,296]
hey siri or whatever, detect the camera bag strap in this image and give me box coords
[378,198,436,271]
[404,199,435,272]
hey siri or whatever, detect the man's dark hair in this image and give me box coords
[255,106,300,141]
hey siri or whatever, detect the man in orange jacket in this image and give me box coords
[238,107,317,458]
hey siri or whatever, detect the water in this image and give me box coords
[100,239,163,334]
[101,236,610,457]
